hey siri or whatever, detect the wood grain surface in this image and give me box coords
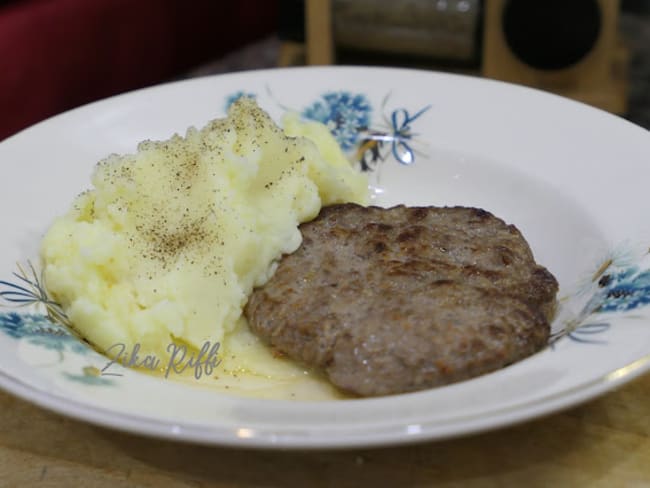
[0,372,648,487]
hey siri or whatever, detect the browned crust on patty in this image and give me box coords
[245,203,558,396]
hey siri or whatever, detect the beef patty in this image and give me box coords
[245,203,558,396]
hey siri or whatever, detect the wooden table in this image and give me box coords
[1,372,648,487]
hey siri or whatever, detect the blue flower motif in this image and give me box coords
[597,267,650,312]
[225,91,256,112]
[302,92,372,151]
[0,312,91,355]
[0,312,48,339]
[27,333,90,355]
[0,312,24,338]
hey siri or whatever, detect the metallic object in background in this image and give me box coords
[332,0,481,62]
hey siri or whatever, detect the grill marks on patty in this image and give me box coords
[245,203,558,396]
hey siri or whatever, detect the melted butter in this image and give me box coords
[121,318,349,401]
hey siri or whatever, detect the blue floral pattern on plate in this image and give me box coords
[596,266,650,312]
[0,312,89,355]
[1,89,647,393]
[0,263,115,386]
[228,89,430,172]
[301,92,372,151]
[551,248,650,345]
[0,311,115,386]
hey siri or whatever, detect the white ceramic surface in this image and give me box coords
[0,67,649,449]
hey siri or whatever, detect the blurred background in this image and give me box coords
[1,0,648,141]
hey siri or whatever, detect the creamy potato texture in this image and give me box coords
[41,98,368,361]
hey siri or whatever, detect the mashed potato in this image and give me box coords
[41,98,368,360]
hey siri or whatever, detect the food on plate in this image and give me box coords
[245,203,558,396]
[40,98,369,359]
[38,94,558,399]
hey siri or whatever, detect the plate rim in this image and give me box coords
[0,352,648,449]
[1,65,649,448]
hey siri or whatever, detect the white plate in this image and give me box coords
[1,67,649,449]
